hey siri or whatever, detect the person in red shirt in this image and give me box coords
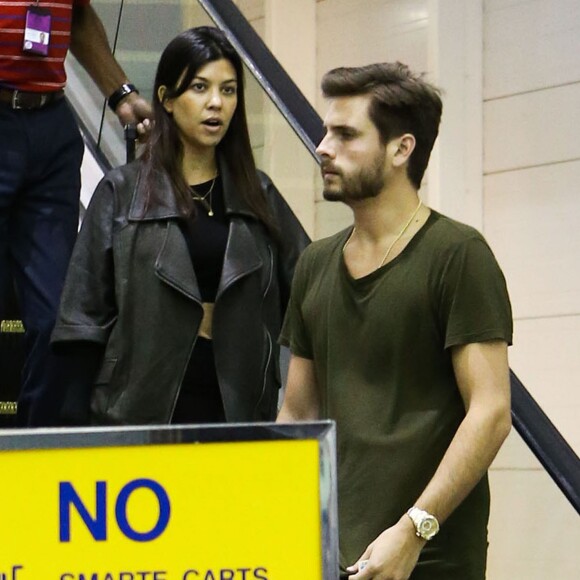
[0,0,152,426]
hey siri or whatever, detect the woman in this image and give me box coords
[51,27,309,425]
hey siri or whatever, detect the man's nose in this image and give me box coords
[316,134,333,158]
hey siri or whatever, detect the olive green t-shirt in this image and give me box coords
[280,211,513,578]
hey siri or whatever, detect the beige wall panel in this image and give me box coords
[316,0,428,111]
[484,0,580,99]
[234,0,264,21]
[508,315,580,452]
[491,430,543,471]
[488,468,580,579]
[315,199,352,239]
[484,161,580,319]
[483,83,580,174]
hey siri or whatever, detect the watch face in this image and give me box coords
[419,516,439,540]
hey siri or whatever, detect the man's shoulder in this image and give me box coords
[427,211,487,248]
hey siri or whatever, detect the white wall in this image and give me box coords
[482,1,580,575]
[483,0,580,452]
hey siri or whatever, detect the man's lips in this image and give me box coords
[321,165,340,178]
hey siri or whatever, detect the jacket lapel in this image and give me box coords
[217,157,263,298]
[155,222,202,303]
[128,168,182,221]
[218,219,263,299]
[127,158,263,302]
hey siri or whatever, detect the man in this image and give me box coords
[277,63,512,579]
[0,0,152,426]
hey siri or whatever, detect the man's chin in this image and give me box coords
[322,189,344,202]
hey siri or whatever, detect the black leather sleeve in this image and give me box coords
[260,173,311,309]
[49,342,104,426]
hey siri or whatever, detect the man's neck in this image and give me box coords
[341,177,430,279]
[349,181,421,242]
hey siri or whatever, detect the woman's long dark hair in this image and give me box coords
[140,26,273,229]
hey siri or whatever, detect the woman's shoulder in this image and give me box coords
[85,160,142,219]
[101,160,142,192]
[256,169,273,187]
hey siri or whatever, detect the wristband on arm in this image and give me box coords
[108,83,139,112]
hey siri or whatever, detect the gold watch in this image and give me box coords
[407,506,440,541]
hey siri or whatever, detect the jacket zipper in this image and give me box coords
[254,246,274,416]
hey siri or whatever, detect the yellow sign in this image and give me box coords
[0,439,323,580]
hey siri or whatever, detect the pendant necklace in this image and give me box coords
[191,175,218,217]
[343,198,423,270]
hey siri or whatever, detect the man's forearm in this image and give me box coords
[412,341,512,523]
[69,5,129,98]
[412,401,511,524]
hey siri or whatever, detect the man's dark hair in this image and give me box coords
[321,63,442,189]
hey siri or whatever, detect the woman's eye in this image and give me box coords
[191,82,206,92]
[222,86,237,95]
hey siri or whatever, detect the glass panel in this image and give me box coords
[66,0,207,166]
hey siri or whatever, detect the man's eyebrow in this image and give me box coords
[325,123,359,134]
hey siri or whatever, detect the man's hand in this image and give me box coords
[113,92,153,140]
[347,516,425,580]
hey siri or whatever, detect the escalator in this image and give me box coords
[1,1,578,574]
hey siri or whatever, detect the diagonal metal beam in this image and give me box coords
[511,371,580,514]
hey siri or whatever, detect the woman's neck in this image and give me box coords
[181,145,218,185]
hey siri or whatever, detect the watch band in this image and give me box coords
[108,83,139,112]
[407,506,440,541]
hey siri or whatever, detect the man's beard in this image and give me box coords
[322,150,386,202]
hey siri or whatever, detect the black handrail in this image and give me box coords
[199,0,580,515]
[511,371,580,513]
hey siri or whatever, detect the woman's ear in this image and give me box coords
[157,86,173,113]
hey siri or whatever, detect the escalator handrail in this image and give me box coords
[511,371,580,513]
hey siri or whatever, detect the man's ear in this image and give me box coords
[392,133,416,167]
[157,86,173,113]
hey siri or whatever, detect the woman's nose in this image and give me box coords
[208,89,222,108]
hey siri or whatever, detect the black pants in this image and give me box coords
[0,99,84,426]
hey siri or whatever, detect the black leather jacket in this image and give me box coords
[52,159,309,424]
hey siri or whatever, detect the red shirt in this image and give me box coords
[0,0,90,92]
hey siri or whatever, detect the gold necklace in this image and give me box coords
[191,175,218,217]
[343,198,423,270]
